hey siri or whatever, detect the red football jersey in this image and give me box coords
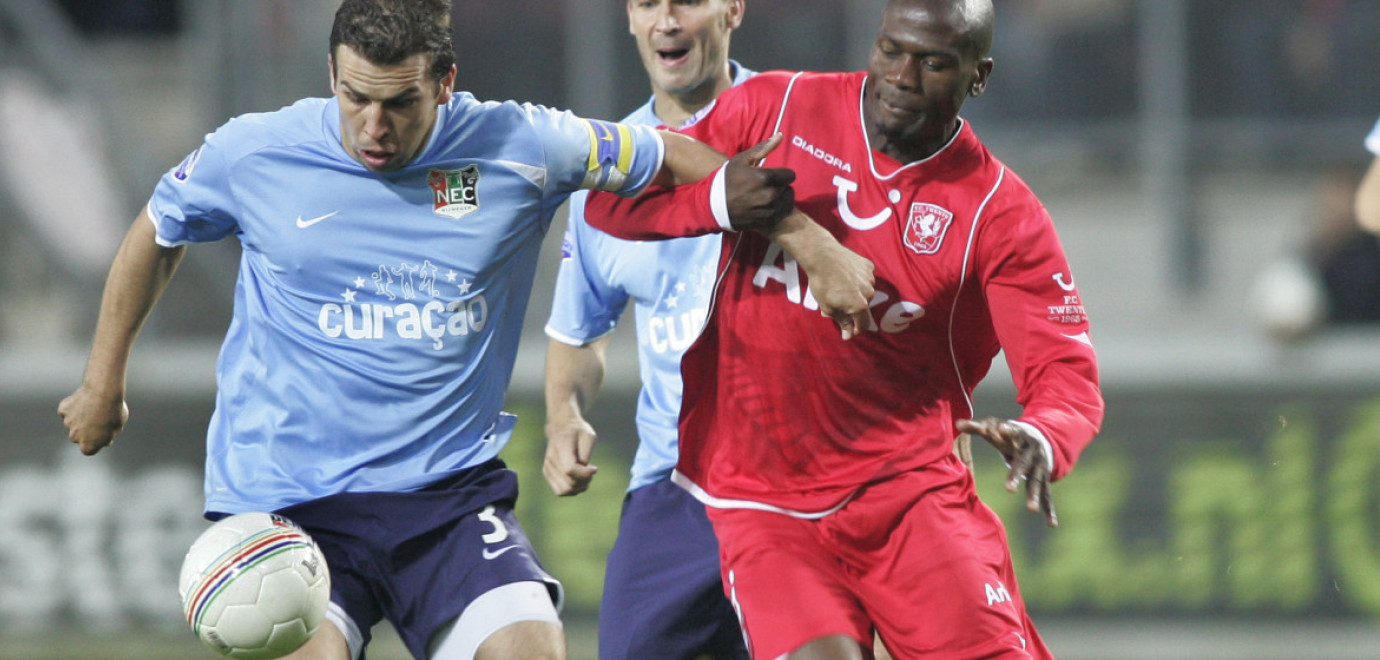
[587,71,1103,514]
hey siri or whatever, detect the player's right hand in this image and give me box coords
[57,386,129,456]
[723,133,796,232]
[542,416,599,496]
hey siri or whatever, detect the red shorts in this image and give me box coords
[706,454,1051,659]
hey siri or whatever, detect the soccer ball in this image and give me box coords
[179,513,332,659]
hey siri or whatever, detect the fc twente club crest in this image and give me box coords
[903,202,954,255]
[429,165,480,219]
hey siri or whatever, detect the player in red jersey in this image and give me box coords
[583,0,1103,658]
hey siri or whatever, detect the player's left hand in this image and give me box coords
[956,417,1058,528]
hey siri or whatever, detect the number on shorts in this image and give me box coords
[477,504,509,544]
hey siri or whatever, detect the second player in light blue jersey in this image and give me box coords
[56,1,852,658]
[543,1,753,658]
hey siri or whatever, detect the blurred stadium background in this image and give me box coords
[4,0,1380,658]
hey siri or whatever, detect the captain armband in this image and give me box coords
[580,119,637,192]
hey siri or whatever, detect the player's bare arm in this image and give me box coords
[658,132,876,336]
[542,336,610,496]
[956,417,1059,528]
[57,210,185,455]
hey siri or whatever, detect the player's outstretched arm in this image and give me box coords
[58,209,186,455]
[956,417,1058,527]
[655,131,798,233]
[541,337,609,496]
[606,133,875,336]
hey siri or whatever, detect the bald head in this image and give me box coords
[884,0,994,59]
[864,0,996,163]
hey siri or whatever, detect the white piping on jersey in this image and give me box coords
[769,72,806,137]
[698,221,740,345]
[671,470,855,519]
[948,167,1005,420]
[495,159,546,189]
[855,75,967,182]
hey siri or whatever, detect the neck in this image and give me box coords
[862,98,961,164]
[652,63,734,128]
[869,120,960,164]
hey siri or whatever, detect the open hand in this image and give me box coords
[956,417,1058,527]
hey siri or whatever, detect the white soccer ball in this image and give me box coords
[178,513,332,659]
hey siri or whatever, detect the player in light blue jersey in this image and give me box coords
[55,1,874,659]
[543,1,751,658]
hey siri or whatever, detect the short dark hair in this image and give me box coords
[329,0,455,82]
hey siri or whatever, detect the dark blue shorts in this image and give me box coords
[599,477,747,660]
[213,459,559,659]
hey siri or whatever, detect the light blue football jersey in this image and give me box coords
[148,93,664,513]
[545,63,754,493]
[1368,115,1380,155]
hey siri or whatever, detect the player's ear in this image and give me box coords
[437,64,458,102]
[328,53,338,91]
[969,58,993,97]
[726,0,745,29]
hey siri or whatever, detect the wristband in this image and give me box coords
[708,164,735,232]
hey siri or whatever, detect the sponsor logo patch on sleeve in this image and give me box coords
[173,146,204,182]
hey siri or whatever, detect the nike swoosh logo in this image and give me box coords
[1061,331,1093,347]
[295,211,340,228]
[482,545,519,560]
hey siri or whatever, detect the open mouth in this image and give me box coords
[656,47,690,65]
[360,148,395,168]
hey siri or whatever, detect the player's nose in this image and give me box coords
[653,6,680,33]
[362,104,390,139]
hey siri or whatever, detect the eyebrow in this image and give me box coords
[339,82,423,102]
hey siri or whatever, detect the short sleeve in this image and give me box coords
[545,190,630,345]
[525,106,665,198]
[147,130,241,246]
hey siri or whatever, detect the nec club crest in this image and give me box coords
[903,203,954,255]
[429,165,480,219]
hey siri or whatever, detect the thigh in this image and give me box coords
[430,582,564,660]
[601,479,747,660]
[842,466,1045,659]
[706,506,872,660]
[475,620,564,660]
